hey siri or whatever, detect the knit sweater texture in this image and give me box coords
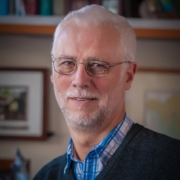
[33,124,180,180]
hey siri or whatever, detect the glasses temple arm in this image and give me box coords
[109,61,131,68]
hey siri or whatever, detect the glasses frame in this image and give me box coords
[52,57,131,78]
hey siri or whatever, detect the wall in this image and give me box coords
[0,34,180,178]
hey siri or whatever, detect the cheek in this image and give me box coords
[53,75,70,103]
[106,76,125,98]
[95,78,114,97]
[52,75,71,97]
[54,74,69,88]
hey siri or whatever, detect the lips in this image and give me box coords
[70,97,96,101]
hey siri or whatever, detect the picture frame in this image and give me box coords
[0,68,48,140]
[125,68,180,140]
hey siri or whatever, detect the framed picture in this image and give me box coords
[0,68,48,140]
[125,68,180,140]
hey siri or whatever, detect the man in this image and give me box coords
[34,5,180,180]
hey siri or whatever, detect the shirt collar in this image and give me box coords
[64,113,134,173]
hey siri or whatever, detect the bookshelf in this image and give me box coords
[0,15,180,39]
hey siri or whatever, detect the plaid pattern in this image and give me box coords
[64,114,134,180]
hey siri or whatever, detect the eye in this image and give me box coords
[88,62,105,69]
[61,61,75,66]
[93,63,103,68]
[54,58,76,74]
[54,59,76,72]
[86,60,109,76]
[57,60,76,69]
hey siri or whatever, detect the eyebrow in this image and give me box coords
[57,55,77,60]
[57,55,107,62]
[86,56,107,62]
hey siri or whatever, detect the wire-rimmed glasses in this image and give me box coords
[52,57,131,78]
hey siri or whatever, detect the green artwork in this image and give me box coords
[145,91,180,140]
[0,86,28,121]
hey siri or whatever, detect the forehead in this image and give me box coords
[54,23,121,61]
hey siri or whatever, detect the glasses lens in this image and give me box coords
[86,60,109,77]
[54,59,76,74]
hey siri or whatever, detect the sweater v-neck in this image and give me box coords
[95,123,143,180]
[62,124,143,180]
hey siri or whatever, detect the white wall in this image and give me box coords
[0,34,180,178]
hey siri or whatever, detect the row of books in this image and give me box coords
[0,0,64,16]
[71,0,179,19]
[0,0,179,19]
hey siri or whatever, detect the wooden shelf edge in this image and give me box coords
[0,24,56,35]
[134,28,180,39]
[137,68,180,73]
[0,24,180,38]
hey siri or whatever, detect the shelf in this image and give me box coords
[0,16,180,38]
[0,16,62,35]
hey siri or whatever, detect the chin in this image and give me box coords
[62,108,108,132]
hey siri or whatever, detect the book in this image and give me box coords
[53,0,64,15]
[101,0,123,15]
[24,0,39,15]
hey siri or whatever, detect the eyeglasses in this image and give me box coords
[52,57,131,78]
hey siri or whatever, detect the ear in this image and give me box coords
[125,62,137,90]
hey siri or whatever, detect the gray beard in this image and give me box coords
[61,103,110,133]
[53,89,112,133]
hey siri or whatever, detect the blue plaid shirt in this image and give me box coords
[64,114,134,180]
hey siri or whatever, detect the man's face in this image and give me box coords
[51,24,135,132]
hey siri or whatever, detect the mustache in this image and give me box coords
[66,89,101,99]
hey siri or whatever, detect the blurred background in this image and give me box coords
[0,0,180,179]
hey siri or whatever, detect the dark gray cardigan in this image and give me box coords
[34,124,180,180]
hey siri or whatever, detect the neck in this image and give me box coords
[67,108,125,161]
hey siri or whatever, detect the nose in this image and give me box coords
[72,62,92,89]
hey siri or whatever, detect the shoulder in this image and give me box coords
[128,124,180,169]
[129,123,180,152]
[126,124,180,178]
[33,154,67,180]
